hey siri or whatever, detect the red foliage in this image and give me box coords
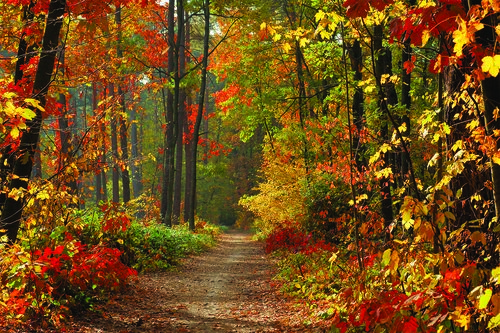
[343,0,394,18]
[69,244,137,292]
[265,223,335,254]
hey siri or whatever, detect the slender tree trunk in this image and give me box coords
[184,96,194,223]
[0,0,67,243]
[130,104,142,198]
[109,83,120,203]
[373,24,394,239]
[348,40,365,171]
[186,0,210,230]
[93,83,103,203]
[173,7,187,224]
[115,5,130,203]
[161,0,178,226]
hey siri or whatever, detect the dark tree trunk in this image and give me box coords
[173,7,187,224]
[373,24,394,239]
[109,83,120,203]
[93,83,103,203]
[161,0,178,226]
[186,0,210,231]
[130,105,142,198]
[0,0,67,243]
[184,96,194,224]
[115,5,130,204]
[348,40,365,171]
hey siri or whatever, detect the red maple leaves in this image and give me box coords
[343,0,394,18]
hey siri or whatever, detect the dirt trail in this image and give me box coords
[73,230,325,332]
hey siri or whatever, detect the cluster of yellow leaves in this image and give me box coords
[314,10,342,40]
[452,17,483,57]
[0,91,44,139]
[482,54,500,77]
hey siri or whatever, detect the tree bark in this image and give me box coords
[0,0,67,243]
[373,24,394,239]
[130,104,142,198]
[348,40,365,171]
[173,7,187,224]
[109,83,120,203]
[186,0,210,230]
[115,5,131,203]
[161,0,178,226]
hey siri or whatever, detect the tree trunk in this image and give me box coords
[160,0,178,226]
[373,24,394,238]
[184,95,194,224]
[130,104,142,198]
[173,7,187,224]
[348,40,365,171]
[110,83,120,203]
[0,0,67,243]
[186,0,210,231]
[115,5,130,204]
[93,83,103,203]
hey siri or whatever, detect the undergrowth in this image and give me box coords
[0,198,221,330]
[265,221,500,333]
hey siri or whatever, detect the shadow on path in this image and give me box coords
[72,229,326,332]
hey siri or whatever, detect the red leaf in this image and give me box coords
[403,55,416,74]
[343,0,394,18]
[403,316,419,333]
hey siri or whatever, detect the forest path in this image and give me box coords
[73,230,325,332]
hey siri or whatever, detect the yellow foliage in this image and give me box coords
[239,158,306,232]
[482,55,500,77]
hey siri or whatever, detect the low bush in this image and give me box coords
[0,201,221,330]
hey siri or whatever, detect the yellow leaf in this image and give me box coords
[421,29,431,46]
[3,92,17,99]
[299,37,308,48]
[21,108,37,120]
[24,98,44,112]
[329,252,337,263]
[482,55,500,77]
[319,29,332,40]
[315,10,325,22]
[260,22,266,30]
[479,288,493,309]
[382,249,391,266]
[453,17,483,57]
[273,33,281,42]
[10,127,19,139]
[489,313,500,329]
[389,250,400,272]
[36,191,50,200]
[492,266,500,284]
[282,42,291,53]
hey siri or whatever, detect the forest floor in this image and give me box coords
[70,229,328,332]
